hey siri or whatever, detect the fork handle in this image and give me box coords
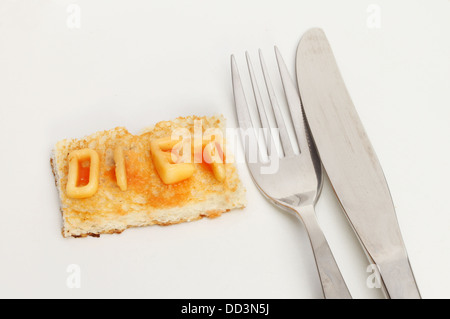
[297,205,352,299]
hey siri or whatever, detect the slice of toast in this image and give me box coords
[51,115,246,238]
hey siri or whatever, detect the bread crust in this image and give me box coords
[51,115,246,238]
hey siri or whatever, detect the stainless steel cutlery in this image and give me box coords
[231,28,420,299]
[231,48,352,299]
[296,28,420,299]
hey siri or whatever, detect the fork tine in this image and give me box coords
[274,46,310,154]
[245,51,275,157]
[231,55,260,164]
[258,49,295,157]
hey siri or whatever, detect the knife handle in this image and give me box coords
[297,205,352,299]
[377,256,421,299]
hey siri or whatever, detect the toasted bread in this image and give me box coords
[51,115,246,238]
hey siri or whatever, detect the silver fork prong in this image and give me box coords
[231,55,261,164]
[245,51,275,157]
[258,49,295,157]
[274,46,310,154]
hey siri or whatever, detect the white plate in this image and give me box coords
[0,0,449,298]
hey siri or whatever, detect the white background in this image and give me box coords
[0,0,449,299]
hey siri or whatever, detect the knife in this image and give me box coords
[296,28,421,299]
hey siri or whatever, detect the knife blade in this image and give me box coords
[296,28,421,299]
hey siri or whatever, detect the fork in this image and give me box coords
[231,47,352,299]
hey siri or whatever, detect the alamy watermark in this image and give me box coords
[66,264,81,289]
[366,263,382,289]
[66,4,81,29]
[367,4,381,29]
[165,120,281,175]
